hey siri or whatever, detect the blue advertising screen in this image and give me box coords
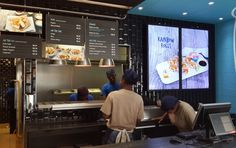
[148,25,179,90]
[181,28,209,89]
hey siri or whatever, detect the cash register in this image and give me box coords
[175,102,236,144]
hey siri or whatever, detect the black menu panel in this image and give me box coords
[0,35,42,59]
[46,14,85,46]
[86,19,118,60]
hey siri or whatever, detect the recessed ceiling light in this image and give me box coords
[208,1,215,5]
[138,7,143,10]
[182,12,188,16]
[219,17,224,21]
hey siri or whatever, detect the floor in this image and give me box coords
[0,123,23,148]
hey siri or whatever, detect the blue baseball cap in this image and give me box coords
[122,69,139,85]
[106,69,116,77]
[161,96,178,112]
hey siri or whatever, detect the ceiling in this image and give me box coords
[74,0,144,7]
[0,0,144,10]
[128,0,236,24]
[0,0,144,18]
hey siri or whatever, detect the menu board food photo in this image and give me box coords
[148,25,179,90]
[45,44,85,61]
[0,9,43,34]
[182,28,209,89]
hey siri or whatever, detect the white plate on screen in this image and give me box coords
[5,16,36,32]
[156,53,208,84]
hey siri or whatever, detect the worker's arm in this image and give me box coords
[151,112,168,123]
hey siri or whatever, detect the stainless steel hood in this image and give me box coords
[38,100,104,110]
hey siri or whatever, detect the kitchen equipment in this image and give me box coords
[25,94,36,113]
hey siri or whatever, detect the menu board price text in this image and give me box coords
[0,35,42,59]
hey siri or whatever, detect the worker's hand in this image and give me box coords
[151,112,167,124]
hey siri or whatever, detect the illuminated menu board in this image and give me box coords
[86,19,118,60]
[46,14,85,46]
[0,35,42,58]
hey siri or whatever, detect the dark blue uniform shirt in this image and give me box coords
[69,94,94,101]
[101,82,120,97]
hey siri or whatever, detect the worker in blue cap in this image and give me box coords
[101,69,144,144]
[101,69,120,97]
[158,96,196,132]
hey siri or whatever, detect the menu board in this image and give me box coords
[0,35,42,58]
[0,9,43,34]
[46,14,85,46]
[86,19,118,60]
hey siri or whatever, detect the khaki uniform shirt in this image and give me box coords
[100,89,144,130]
[169,101,196,132]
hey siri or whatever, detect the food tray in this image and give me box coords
[156,53,208,84]
[5,16,36,32]
[45,45,84,61]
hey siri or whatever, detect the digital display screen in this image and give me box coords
[148,25,179,90]
[0,9,42,34]
[209,112,236,136]
[182,28,209,89]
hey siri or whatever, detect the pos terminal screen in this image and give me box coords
[209,112,236,136]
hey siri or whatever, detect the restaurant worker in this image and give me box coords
[100,69,144,144]
[6,81,16,134]
[158,96,196,132]
[101,69,120,97]
[69,87,93,101]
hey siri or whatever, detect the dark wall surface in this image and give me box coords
[0,59,16,123]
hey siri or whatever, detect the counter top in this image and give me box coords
[25,118,171,133]
[25,121,106,132]
[37,100,163,118]
[29,104,165,132]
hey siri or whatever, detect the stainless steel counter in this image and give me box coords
[38,100,164,120]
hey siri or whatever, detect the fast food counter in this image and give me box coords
[25,121,106,148]
[25,102,177,148]
[25,100,104,148]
